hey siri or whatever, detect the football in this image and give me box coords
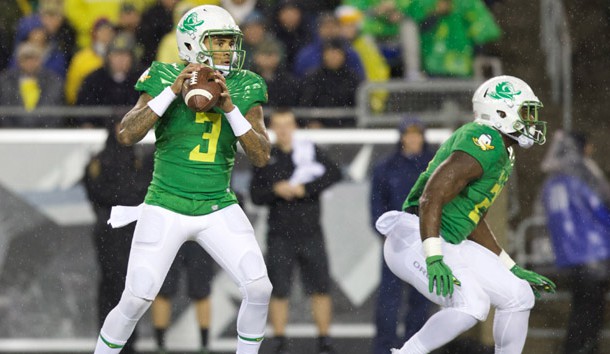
[182,66,221,112]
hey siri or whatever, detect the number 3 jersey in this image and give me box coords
[403,122,514,244]
[135,61,268,216]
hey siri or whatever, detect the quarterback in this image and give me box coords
[377,76,557,354]
[94,6,272,354]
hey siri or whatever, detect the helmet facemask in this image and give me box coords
[511,101,546,145]
[199,30,245,77]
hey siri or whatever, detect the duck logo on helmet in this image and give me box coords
[178,12,204,35]
[489,82,521,101]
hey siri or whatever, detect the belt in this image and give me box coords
[405,206,419,216]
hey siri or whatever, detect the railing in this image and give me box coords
[0,79,481,129]
[355,79,480,128]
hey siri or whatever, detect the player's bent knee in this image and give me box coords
[497,279,535,312]
[241,276,273,304]
[514,281,535,311]
[465,295,491,322]
[117,288,152,320]
[126,265,161,300]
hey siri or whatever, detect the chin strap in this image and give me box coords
[503,129,535,149]
[516,134,535,149]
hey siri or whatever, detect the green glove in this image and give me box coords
[425,255,460,297]
[510,265,557,298]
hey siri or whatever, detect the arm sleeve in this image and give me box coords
[303,146,342,198]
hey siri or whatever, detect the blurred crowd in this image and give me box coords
[0,0,503,128]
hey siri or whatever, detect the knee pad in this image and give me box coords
[117,288,152,320]
[126,264,161,300]
[240,276,273,304]
[504,280,535,312]
[457,283,491,322]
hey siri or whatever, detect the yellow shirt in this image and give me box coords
[64,0,156,49]
[65,48,104,105]
[156,33,181,64]
[352,34,390,112]
[20,77,41,111]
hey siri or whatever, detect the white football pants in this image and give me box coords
[378,211,534,354]
[94,203,272,354]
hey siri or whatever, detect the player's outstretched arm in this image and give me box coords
[118,64,201,146]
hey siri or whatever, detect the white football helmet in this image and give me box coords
[176,5,245,76]
[473,75,546,148]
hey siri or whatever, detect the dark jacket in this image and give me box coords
[257,65,301,107]
[137,4,174,66]
[370,146,436,229]
[299,65,361,108]
[250,144,341,236]
[76,66,140,127]
[84,129,153,209]
[0,67,64,127]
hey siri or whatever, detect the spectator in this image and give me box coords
[345,0,406,77]
[137,0,178,67]
[15,0,76,71]
[76,33,141,127]
[251,38,299,107]
[540,131,610,354]
[11,15,68,78]
[84,120,154,354]
[0,43,64,127]
[221,0,258,25]
[335,5,389,113]
[250,108,342,354]
[241,10,284,70]
[270,0,311,69]
[156,0,194,64]
[63,0,152,49]
[298,38,362,127]
[293,12,363,79]
[407,0,501,77]
[116,4,147,65]
[369,118,435,354]
[151,241,215,354]
[65,18,115,105]
[0,2,22,71]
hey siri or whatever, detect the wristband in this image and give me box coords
[499,250,516,269]
[225,106,252,137]
[422,237,443,258]
[147,86,177,117]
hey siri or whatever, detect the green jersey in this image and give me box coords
[403,122,514,244]
[134,62,268,216]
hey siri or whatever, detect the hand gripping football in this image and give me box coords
[182,66,221,112]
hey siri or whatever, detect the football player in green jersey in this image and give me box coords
[376,76,557,354]
[94,6,273,354]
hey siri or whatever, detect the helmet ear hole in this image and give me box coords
[184,43,192,51]
[496,110,507,118]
